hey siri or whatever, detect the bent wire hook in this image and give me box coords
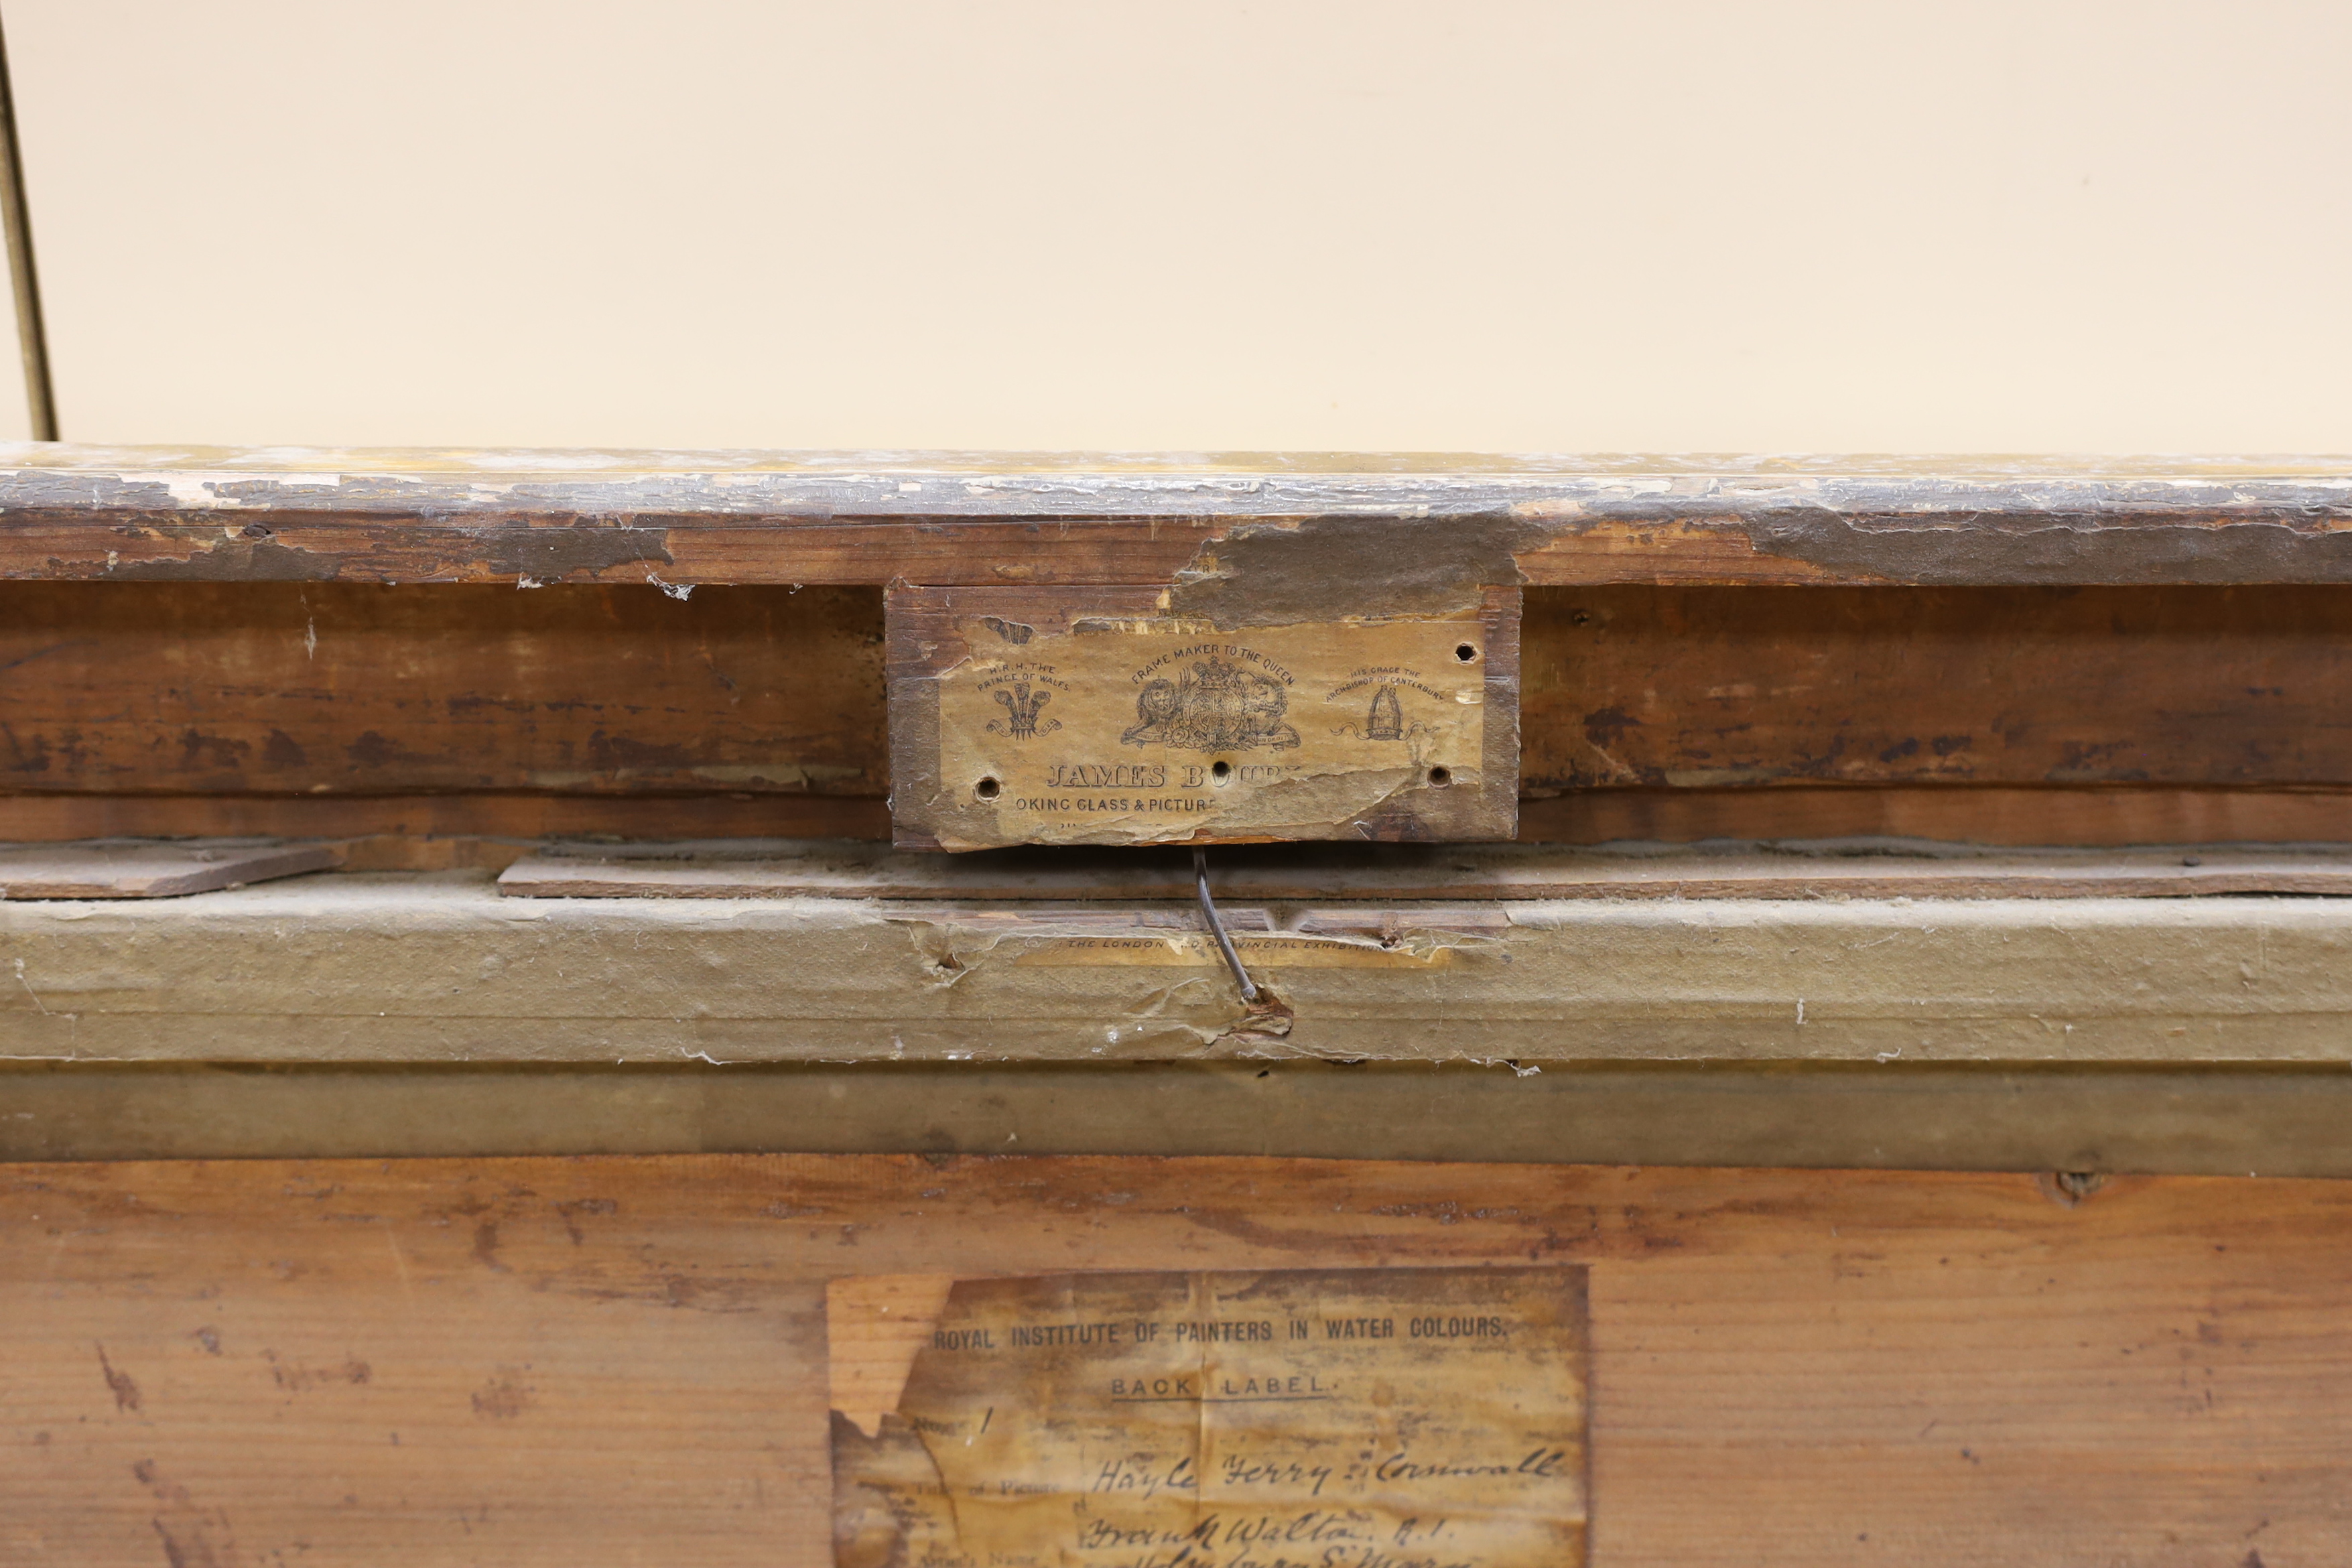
[1191,847,1260,1003]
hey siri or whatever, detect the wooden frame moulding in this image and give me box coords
[5,448,2352,588]
[11,454,2352,1561]
[9,450,2352,851]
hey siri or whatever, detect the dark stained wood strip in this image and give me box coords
[6,446,2352,586]
[495,840,2352,902]
[0,838,338,897]
[6,788,2352,856]
[7,573,2352,857]
[1514,784,2352,846]
[9,584,2352,803]
[1521,584,2352,789]
[0,582,886,797]
[0,793,893,856]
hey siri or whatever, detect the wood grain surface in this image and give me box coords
[12,1060,2352,1175]
[12,871,2352,1065]
[0,583,885,798]
[1521,584,2352,790]
[3,1153,2347,1565]
[1514,783,2352,847]
[0,794,895,862]
[9,786,2352,858]
[495,838,2352,901]
[0,839,338,898]
[7,446,2352,587]
[9,584,2352,817]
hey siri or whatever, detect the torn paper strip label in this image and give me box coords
[887,587,1520,848]
[829,1265,1589,1567]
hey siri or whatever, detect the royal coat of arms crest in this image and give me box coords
[1120,656,1301,751]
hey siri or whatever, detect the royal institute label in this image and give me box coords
[830,1266,1589,1567]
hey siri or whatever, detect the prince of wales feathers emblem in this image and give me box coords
[986,681,1059,738]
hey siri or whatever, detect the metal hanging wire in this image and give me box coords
[1191,847,1259,1003]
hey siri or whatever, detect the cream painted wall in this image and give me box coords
[2,1,2347,452]
[0,314,26,442]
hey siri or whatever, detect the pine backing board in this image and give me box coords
[1,1153,2347,1565]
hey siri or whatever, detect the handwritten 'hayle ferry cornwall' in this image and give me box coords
[1089,1441,1574,1502]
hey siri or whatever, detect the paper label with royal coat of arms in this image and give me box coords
[888,590,1518,849]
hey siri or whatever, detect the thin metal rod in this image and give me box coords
[1192,847,1259,1003]
[0,9,55,440]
